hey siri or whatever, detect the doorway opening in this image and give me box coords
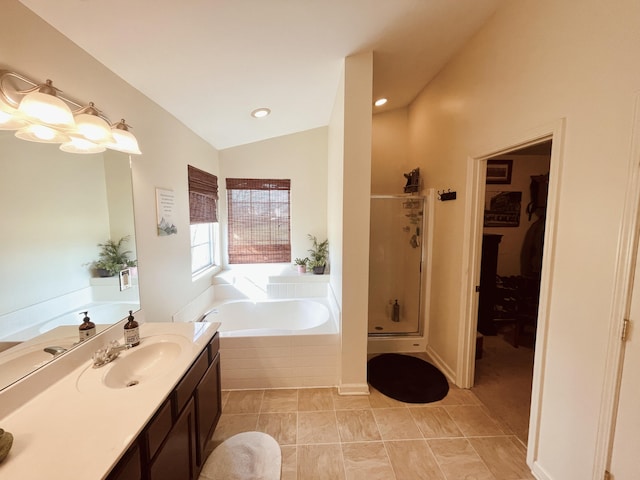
[472,140,551,445]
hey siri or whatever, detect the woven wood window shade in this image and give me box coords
[188,165,218,224]
[226,178,291,264]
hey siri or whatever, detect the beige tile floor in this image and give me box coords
[211,384,535,480]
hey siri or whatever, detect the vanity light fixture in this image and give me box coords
[15,123,71,144]
[73,103,115,145]
[374,98,388,107]
[17,79,75,130]
[0,99,28,130]
[251,107,271,118]
[0,69,142,154]
[61,136,106,154]
[106,119,142,155]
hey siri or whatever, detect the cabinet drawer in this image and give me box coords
[174,348,208,414]
[145,398,173,461]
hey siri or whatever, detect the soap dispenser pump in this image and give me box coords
[79,311,96,341]
[124,310,140,347]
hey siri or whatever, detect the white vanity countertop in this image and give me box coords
[0,321,220,479]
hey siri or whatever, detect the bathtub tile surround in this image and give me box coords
[220,332,339,389]
[172,268,341,390]
[213,384,534,480]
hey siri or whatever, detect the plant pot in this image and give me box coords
[297,265,307,274]
[312,266,325,275]
[97,268,116,278]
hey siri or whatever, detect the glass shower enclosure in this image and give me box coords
[368,195,426,336]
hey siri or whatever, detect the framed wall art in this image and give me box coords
[486,159,513,184]
[484,190,522,227]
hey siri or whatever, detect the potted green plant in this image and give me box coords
[91,236,137,277]
[294,257,309,274]
[307,234,329,274]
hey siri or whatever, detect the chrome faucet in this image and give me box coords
[43,346,67,357]
[92,340,131,368]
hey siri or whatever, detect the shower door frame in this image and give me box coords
[368,193,432,338]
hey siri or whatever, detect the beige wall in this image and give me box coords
[218,127,328,265]
[371,108,411,195]
[2,1,221,323]
[408,0,640,478]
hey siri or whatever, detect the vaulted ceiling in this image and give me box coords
[20,0,502,149]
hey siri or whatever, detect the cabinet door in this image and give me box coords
[106,444,141,480]
[196,351,221,467]
[150,398,196,480]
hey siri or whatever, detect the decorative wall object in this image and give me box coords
[484,191,522,227]
[403,168,420,193]
[119,268,131,291]
[156,188,178,236]
[486,159,513,184]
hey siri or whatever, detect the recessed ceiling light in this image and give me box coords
[374,98,388,107]
[251,108,271,118]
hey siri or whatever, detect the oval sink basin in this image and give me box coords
[102,341,182,389]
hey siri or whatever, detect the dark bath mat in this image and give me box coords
[367,353,449,404]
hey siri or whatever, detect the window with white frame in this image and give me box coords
[188,165,218,275]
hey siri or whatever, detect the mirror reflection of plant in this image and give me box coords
[91,236,137,277]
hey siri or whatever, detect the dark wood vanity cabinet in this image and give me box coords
[106,332,221,480]
[149,398,196,480]
[105,444,142,480]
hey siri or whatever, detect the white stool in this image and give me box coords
[199,432,281,480]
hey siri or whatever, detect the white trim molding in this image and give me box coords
[591,94,640,479]
[456,119,566,472]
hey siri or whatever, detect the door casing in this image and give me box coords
[457,119,565,474]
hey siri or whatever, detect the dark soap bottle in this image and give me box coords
[124,310,140,347]
[79,311,96,341]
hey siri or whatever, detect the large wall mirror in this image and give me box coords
[0,130,140,391]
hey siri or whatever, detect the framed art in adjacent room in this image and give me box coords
[484,190,522,227]
[486,159,513,184]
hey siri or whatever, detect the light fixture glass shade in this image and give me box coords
[106,120,141,154]
[0,109,27,130]
[15,124,70,144]
[74,112,114,144]
[60,136,105,154]
[18,90,75,129]
[0,96,27,130]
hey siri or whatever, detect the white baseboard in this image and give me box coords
[338,383,370,395]
[531,461,552,480]
[425,345,456,385]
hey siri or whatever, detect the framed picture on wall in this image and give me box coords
[119,268,132,291]
[484,191,522,227]
[486,159,513,184]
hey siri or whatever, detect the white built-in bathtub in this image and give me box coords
[201,297,339,389]
[202,298,335,336]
